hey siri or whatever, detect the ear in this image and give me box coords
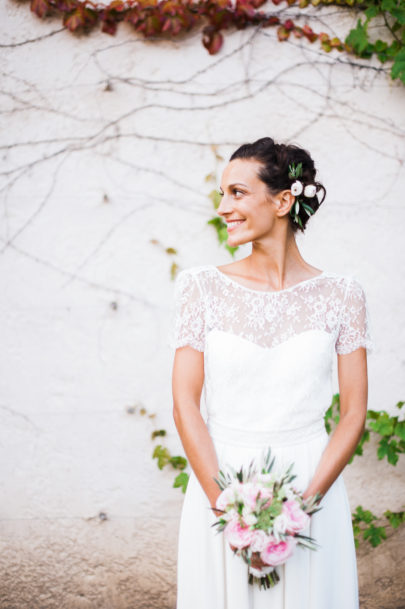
[276,189,295,217]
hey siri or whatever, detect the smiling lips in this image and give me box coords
[226,220,245,232]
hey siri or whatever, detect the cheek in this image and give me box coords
[249,205,276,231]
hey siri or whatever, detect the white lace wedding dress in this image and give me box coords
[169,264,374,609]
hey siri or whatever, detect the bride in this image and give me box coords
[170,137,373,609]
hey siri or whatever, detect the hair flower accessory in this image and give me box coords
[291,181,303,196]
[287,161,318,229]
[303,184,317,198]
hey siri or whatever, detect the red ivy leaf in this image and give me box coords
[284,19,294,30]
[264,16,280,26]
[210,0,231,9]
[330,37,343,50]
[57,0,79,10]
[109,0,126,10]
[63,6,97,31]
[101,19,118,34]
[30,0,51,18]
[64,9,83,31]
[161,1,178,17]
[302,24,317,43]
[138,15,164,37]
[277,25,290,41]
[125,8,140,26]
[202,26,223,54]
[250,0,267,7]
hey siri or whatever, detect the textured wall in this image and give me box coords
[1,1,404,608]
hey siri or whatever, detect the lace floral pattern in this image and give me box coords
[169,265,374,355]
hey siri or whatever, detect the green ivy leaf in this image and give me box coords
[169,455,188,470]
[218,226,229,243]
[380,0,405,20]
[225,244,239,256]
[152,445,171,470]
[363,524,387,547]
[368,412,395,436]
[364,6,380,19]
[377,437,399,465]
[394,420,405,441]
[384,510,405,529]
[345,18,372,57]
[173,472,189,493]
[209,189,222,209]
[391,47,405,83]
[354,505,377,523]
[151,429,167,440]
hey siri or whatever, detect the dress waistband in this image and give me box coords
[206,417,327,447]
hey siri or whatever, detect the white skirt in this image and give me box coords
[176,421,359,609]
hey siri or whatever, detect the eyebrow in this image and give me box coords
[219,183,248,191]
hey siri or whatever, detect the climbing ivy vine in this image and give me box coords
[28,0,405,85]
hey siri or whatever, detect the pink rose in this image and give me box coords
[282,499,310,534]
[260,536,298,566]
[241,482,273,511]
[224,517,255,549]
[250,529,270,553]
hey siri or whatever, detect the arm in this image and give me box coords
[172,345,222,513]
[302,346,368,504]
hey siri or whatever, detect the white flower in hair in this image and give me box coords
[304,184,317,198]
[291,180,303,196]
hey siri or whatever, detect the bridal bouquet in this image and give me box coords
[212,448,323,589]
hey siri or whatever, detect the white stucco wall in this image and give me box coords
[1,2,404,607]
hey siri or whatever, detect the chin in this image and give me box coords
[228,236,250,247]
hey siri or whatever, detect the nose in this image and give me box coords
[217,192,233,217]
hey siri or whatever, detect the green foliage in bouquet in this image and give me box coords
[212,448,323,589]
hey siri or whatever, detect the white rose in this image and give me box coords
[304,184,317,198]
[242,506,258,527]
[291,180,303,196]
[222,507,237,522]
[272,513,289,541]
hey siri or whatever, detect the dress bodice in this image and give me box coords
[169,265,374,436]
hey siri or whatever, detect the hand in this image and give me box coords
[250,551,269,570]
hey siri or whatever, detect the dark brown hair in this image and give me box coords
[229,137,326,233]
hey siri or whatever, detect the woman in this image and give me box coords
[170,137,374,609]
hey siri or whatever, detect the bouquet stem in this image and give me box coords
[248,568,280,589]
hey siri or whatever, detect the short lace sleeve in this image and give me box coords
[169,269,206,352]
[335,277,374,355]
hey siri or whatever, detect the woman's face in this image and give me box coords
[218,158,288,247]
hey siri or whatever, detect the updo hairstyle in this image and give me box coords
[229,137,326,233]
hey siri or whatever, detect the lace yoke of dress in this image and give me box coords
[170,265,374,356]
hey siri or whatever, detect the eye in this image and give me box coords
[233,188,244,196]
